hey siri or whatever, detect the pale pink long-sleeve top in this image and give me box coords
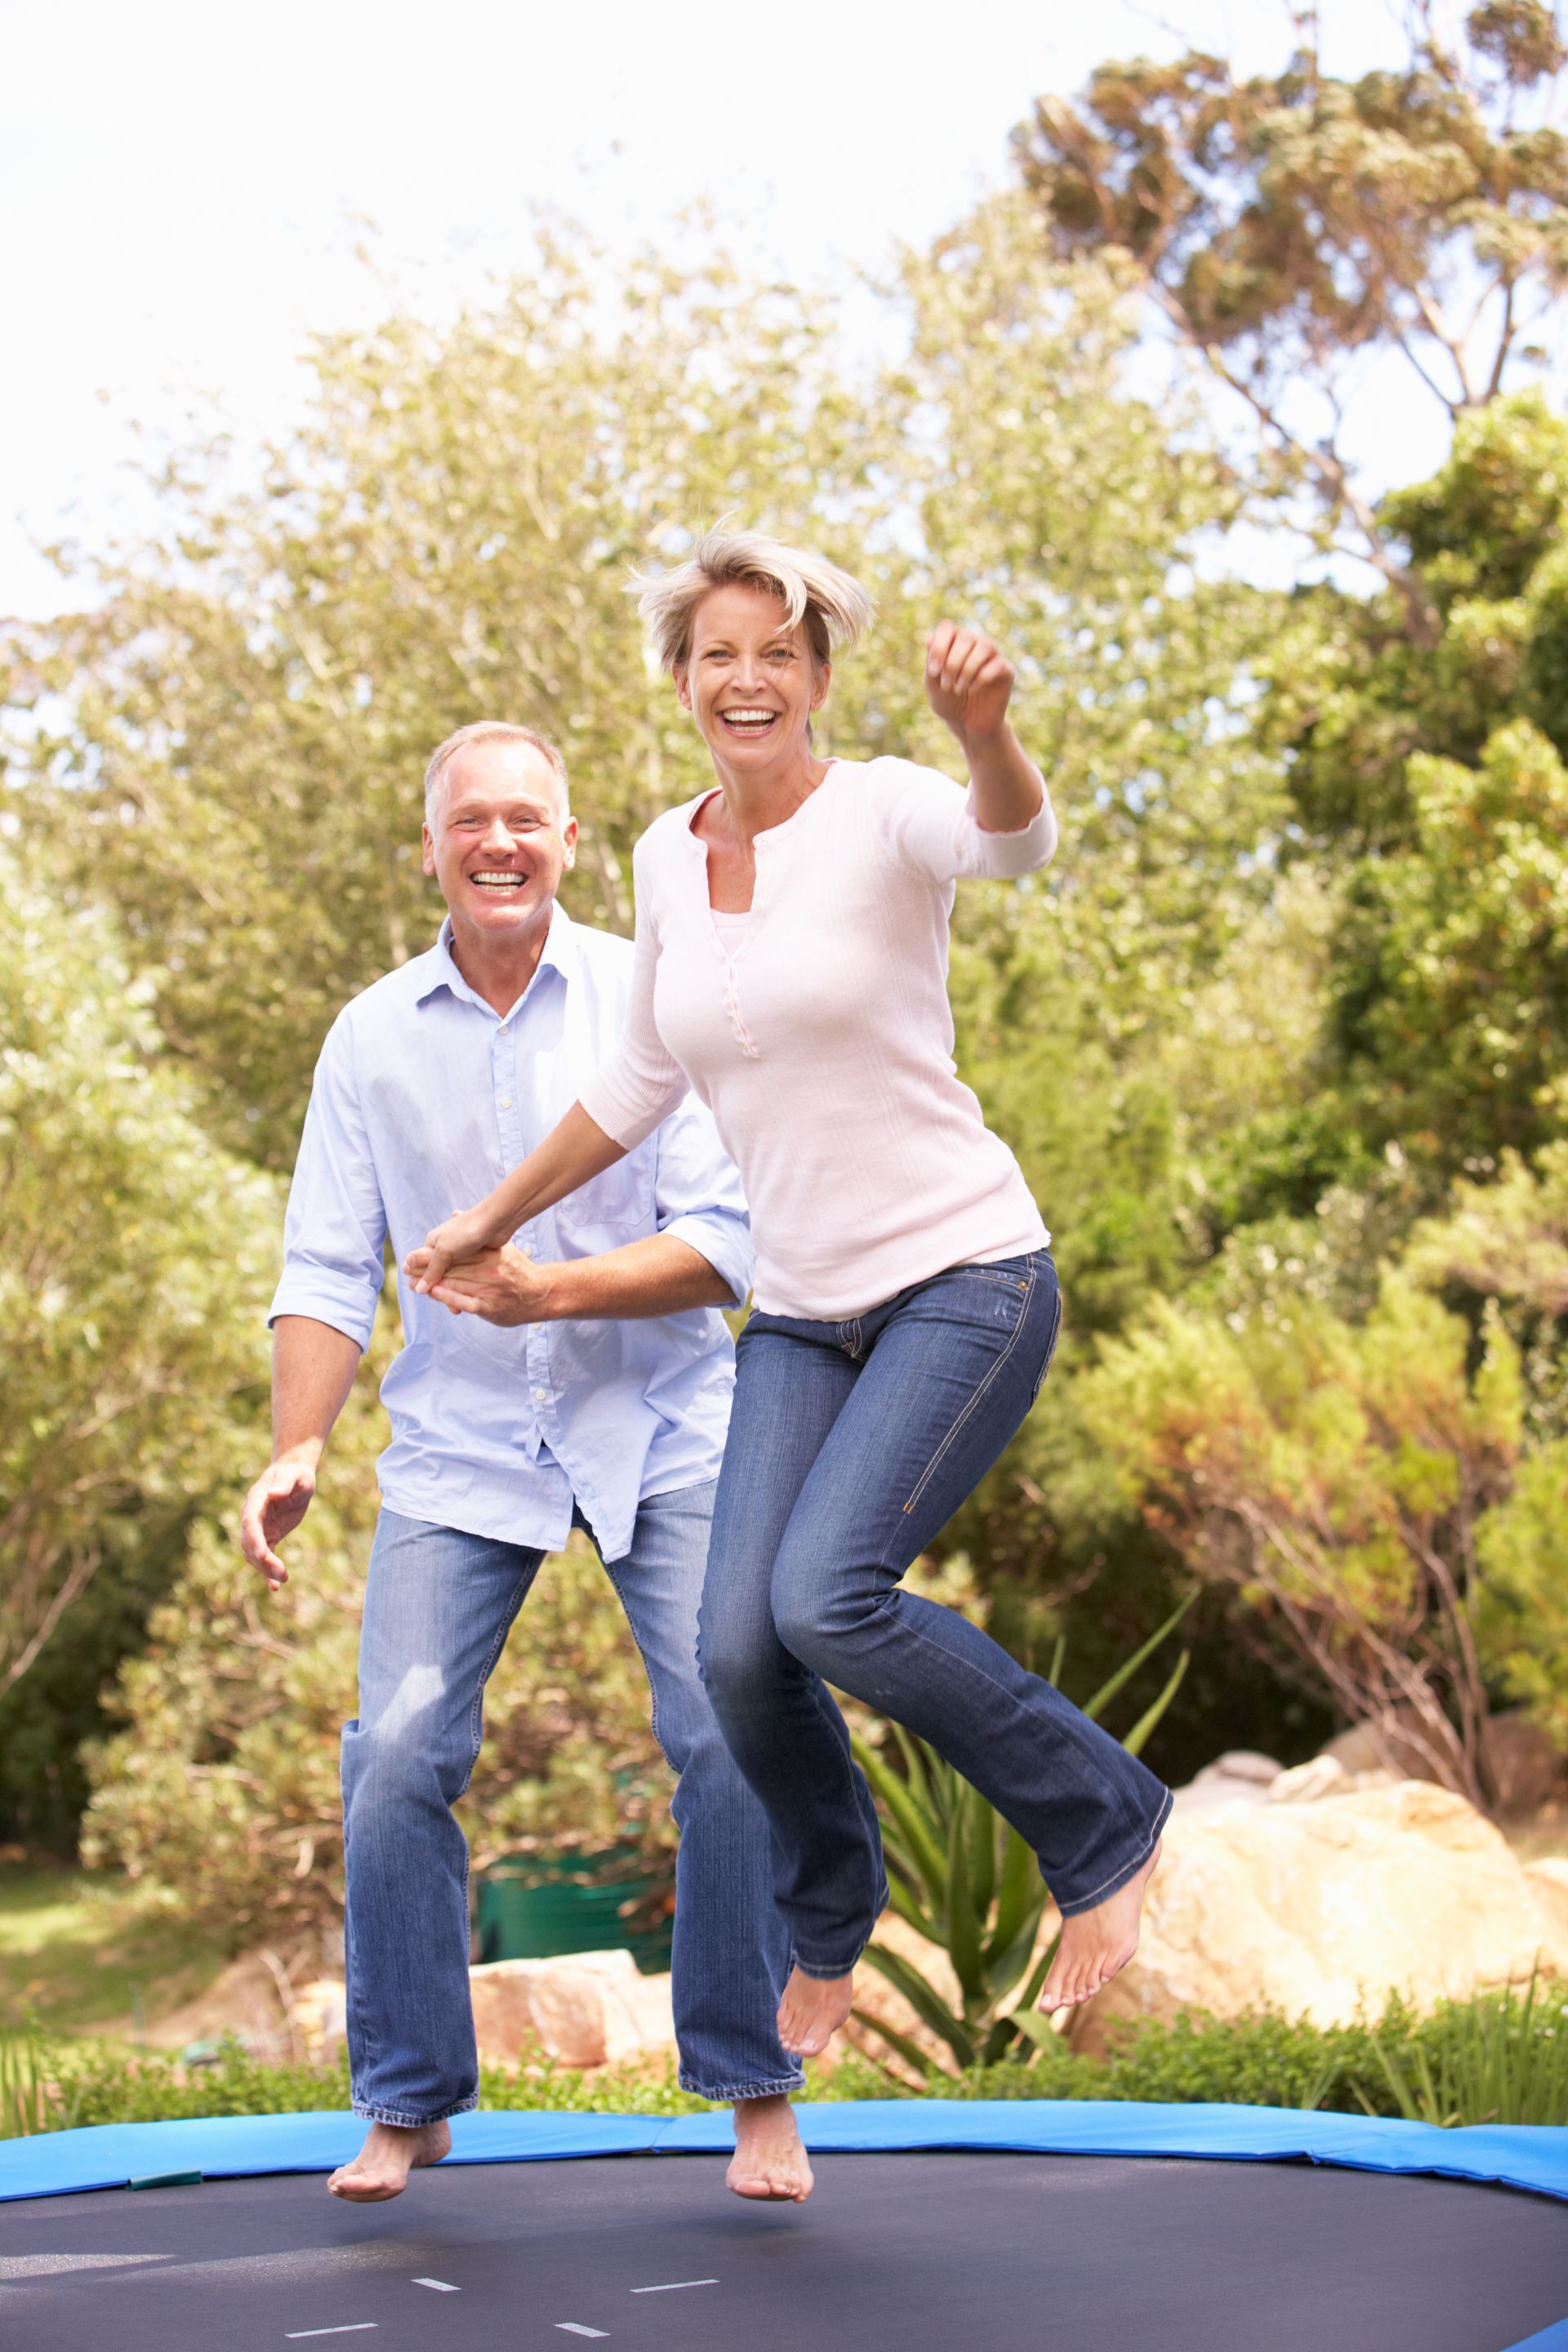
[578,755,1058,1320]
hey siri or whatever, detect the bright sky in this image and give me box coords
[2,0,1432,621]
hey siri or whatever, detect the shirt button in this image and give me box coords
[532,1388,547,1402]
[500,1096,513,1108]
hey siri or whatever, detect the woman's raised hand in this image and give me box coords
[925,621,1014,743]
[406,1202,509,1294]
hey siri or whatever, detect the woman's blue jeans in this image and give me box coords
[697,1251,1173,1977]
[341,1483,802,2123]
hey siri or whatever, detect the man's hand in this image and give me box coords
[403,1241,559,1326]
[407,1200,510,1294]
[240,1455,318,1592]
[925,621,1014,744]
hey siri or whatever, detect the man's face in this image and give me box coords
[422,739,577,945]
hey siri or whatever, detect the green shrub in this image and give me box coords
[8,1982,1568,2139]
[850,1597,1192,2074]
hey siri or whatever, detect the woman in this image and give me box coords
[410,528,1170,2198]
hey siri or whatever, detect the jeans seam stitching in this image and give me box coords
[461,1565,535,1793]
[601,1559,670,1766]
[1055,1784,1172,1913]
[853,1584,1154,1889]
[798,1670,884,1964]
[901,1263,1039,1518]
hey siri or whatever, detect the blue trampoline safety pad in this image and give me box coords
[2,2096,1567,2207]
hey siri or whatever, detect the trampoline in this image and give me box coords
[2,2103,1567,2352]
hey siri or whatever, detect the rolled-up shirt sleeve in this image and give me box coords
[884,757,1058,883]
[649,1089,753,1307]
[268,1013,388,1349]
[577,840,692,1150]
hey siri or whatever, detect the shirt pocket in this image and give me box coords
[550,1145,657,1253]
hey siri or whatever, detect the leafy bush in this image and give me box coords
[12,1983,1566,2139]
[0,858,280,1841]
[83,1462,689,1941]
[850,1599,1191,2072]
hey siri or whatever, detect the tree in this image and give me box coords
[1331,715,1568,1169]
[6,205,1284,1176]
[1079,1266,1522,1807]
[1076,1143,1568,1802]
[0,855,279,1833]
[7,234,876,1168]
[1017,5,1568,642]
[1263,390,1568,854]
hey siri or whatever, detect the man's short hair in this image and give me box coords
[423,721,571,815]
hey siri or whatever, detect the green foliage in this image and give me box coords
[12,1984,1568,2137]
[0,1862,232,2038]
[1368,1973,1568,2127]
[1080,1261,1523,1806]
[1018,16,1568,639]
[5,199,1283,1174]
[1265,395,1568,857]
[849,1601,1192,2074]
[1331,718,1568,1171]
[82,1423,688,1938]
[0,2016,55,2136]
[0,857,279,1829]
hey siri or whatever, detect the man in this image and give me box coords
[240,720,813,2206]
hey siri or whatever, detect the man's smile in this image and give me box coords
[468,869,531,893]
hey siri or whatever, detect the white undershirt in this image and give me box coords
[709,906,751,947]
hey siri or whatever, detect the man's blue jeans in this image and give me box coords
[698,1251,1173,1977]
[341,1482,802,2123]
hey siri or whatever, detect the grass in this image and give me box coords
[7,1980,1568,2140]
[0,1862,230,2038]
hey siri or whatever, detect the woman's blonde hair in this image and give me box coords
[634,526,873,674]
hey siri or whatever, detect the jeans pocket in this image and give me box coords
[901,1263,1040,1521]
[1031,1285,1065,1404]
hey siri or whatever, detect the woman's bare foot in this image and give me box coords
[327,2118,452,2202]
[776,1965,852,2058]
[1038,1840,1161,2015]
[727,2095,813,2202]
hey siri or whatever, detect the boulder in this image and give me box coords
[288,1977,347,2059]
[1526,1857,1568,1944]
[1068,1781,1568,2057]
[468,1950,675,2069]
[1322,1708,1566,1814]
[1169,1751,1284,1819]
[1481,1713,1568,1815]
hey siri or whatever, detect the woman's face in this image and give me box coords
[677,582,828,772]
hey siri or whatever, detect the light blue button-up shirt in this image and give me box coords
[270,906,751,1561]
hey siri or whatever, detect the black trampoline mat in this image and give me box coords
[2,2151,1566,2352]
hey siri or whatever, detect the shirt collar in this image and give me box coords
[416,900,579,1015]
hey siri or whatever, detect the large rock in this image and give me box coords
[1169,1751,1284,1819]
[1323,1708,1566,1813]
[1527,1857,1568,1944]
[468,1950,675,2069]
[1068,1781,1568,2056]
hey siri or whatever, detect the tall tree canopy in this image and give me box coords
[1017,2,1568,640]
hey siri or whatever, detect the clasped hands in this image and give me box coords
[403,1233,555,1326]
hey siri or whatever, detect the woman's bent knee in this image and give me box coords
[771,1551,880,1677]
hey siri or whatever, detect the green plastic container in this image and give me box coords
[475,1848,673,1975]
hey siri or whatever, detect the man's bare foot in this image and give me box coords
[1038,1840,1161,2015]
[327,2118,452,2202]
[727,2095,813,2202]
[776,1965,852,2058]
